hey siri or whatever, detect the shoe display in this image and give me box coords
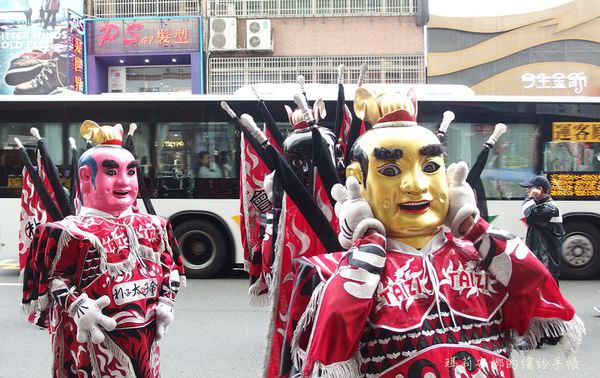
[4,43,67,87]
[5,57,45,86]
[13,60,66,95]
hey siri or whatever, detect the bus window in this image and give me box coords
[544,142,600,172]
[422,121,538,200]
[1,123,64,164]
[0,122,64,197]
[156,122,239,199]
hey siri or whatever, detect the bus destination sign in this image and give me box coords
[548,172,600,200]
[552,122,600,143]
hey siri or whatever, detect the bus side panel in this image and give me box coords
[152,198,242,264]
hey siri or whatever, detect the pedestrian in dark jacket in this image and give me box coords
[520,175,565,282]
[519,175,565,348]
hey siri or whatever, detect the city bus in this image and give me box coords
[0,92,598,279]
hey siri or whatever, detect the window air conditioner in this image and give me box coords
[246,19,272,51]
[209,17,237,51]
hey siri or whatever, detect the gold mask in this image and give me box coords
[347,126,449,248]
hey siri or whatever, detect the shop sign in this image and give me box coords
[552,122,600,143]
[521,72,587,95]
[67,9,85,93]
[88,17,201,55]
[548,172,600,200]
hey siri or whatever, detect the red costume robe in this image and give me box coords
[22,207,185,378]
[290,217,584,377]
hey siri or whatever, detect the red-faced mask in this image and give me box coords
[78,146,138,217]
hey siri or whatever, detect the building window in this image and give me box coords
[94,0,201,18]
[207,55,425,94]
[207,0,417,18]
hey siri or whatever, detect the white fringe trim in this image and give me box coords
[180,276,187,288]
[513,315,585,355]
[293,349,363,378]
[49,230,72,277]
[248,278,270,307]
[21,293,50,316]
[310,355,361,378]
[261,197,288,378]
[290,281,326,360]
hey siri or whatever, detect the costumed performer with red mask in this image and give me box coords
[21,121,185,377]
[287,88,584,377]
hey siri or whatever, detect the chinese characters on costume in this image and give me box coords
[282,87,584,377]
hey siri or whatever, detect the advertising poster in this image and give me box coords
[0,0,84,95]
[66,8,84,93]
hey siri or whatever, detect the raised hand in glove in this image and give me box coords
[445,161,479,236]
[155,298,175,341]
[68,293,117,344]
[331,176,385,249]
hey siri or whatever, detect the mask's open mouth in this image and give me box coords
[398,200,430,214]
[113,190,129,197]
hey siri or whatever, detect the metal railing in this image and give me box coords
[93,0,201,18]
[207,55,425,94]
[207,0,417,18]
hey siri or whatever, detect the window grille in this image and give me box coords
[207,55,425,94]
[207,0,417,18]
[93,0,201,18]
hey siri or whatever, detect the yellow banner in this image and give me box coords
[552,122,600,142]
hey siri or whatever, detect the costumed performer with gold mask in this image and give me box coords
[286,88,584,377]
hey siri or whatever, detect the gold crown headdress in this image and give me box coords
[80,120,124,146]
[354,87,418,128]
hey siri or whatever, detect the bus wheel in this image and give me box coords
[560,222,600,280]
[174,219,228,279]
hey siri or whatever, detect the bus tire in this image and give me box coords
[560,221,600,280]
[174,219,228,279]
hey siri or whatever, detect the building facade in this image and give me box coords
[426,0,600,96]
[90,0,426,94]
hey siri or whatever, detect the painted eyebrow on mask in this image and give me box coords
[102,159,119,169]
[127,161,139,169]
[373,147,403,160]
[419,144,443,157]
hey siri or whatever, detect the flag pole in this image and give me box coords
[30,128,72,216]
[251,85,286,149]
[239,114,341,253]
[122,123,156,215]
[15,138,63,221]
[68,137,79,213]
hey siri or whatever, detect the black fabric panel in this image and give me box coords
[268,145,342,253]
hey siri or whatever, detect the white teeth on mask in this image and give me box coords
[400,201,430,208]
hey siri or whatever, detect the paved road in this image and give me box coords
[0,263,599,377]
[0,267,269,377]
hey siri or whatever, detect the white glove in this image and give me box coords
[68,293,117,344]
[331,176,385,249]
[155,298,174,341]
[445,161,479,236]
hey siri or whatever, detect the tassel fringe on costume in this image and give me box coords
[513,315,585,355]
[248,279,270,307]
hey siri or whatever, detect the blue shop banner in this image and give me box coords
[0,0,84,95]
